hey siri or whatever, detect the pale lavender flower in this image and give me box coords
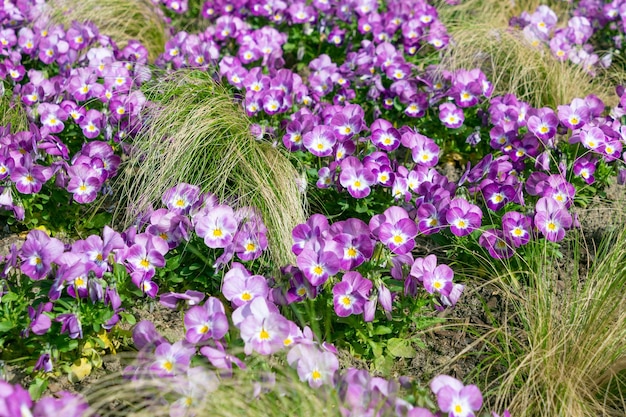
[439,102,465,128]
[184,297,229,344]
[293,343,339,388]
[430,375,483,417]
[19,229,65,280]
[150,341,195,377]
[222,263,269,307]
[194,205,238,248]
[238,298,291,355]
[370,206,418,255]
[534,196,572,242]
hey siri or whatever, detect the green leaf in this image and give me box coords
[368,340,383,358]
[386,337,416,358]
[0,321,15,332]
[0,292,18,303]
[373,325,392,335]
[373,355,394,374]
[28,377,48,401]
[119,312,136,325]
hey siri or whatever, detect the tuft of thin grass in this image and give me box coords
[48,0,169,61]
[80,357,342,417]
[437,22,616,108]
[435,0,620,109]
[116,69,306,267]
[0,83,28,133]
[435,0,573,26]
[460,217,626,416]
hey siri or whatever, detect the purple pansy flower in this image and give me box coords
[445,198,483,237]
[184,297,229,344]
[332,271,372,317]
[534,196,572,242]
[370,206,418,255]
[430,375,483,417]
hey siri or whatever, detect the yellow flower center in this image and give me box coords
[313,265,324,276]
[393,235,404,244]
[311,370,322,381]
[213,228,223,237]
[245,242,256,252]
[162,360,173,372]
[140,258,150,268]
[259,328,270,340]
[347,247,357,258]
[241,292,252,301]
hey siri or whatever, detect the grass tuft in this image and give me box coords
[80,358,341,417]
[48,0,169,61]
[116,69,306,267]
[0,82,28,133]
[462,220,626,416]
[436,0,619,108]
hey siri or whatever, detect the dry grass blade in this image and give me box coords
[47,0,169,61]
[116,69,306,267]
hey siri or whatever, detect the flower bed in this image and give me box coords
[1,0,626,416]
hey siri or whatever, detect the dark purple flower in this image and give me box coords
[479,229,515,259]
[56,313,83,339]
[527,107,558,144]
[160,290,205,309]
[502,211,531,247]
[445,198,482,237]
[132,320,168,350]
[291,214,329,256]
[296,239,341,286]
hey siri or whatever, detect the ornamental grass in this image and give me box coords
[117,69,306,267]
[48,0,169,61]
